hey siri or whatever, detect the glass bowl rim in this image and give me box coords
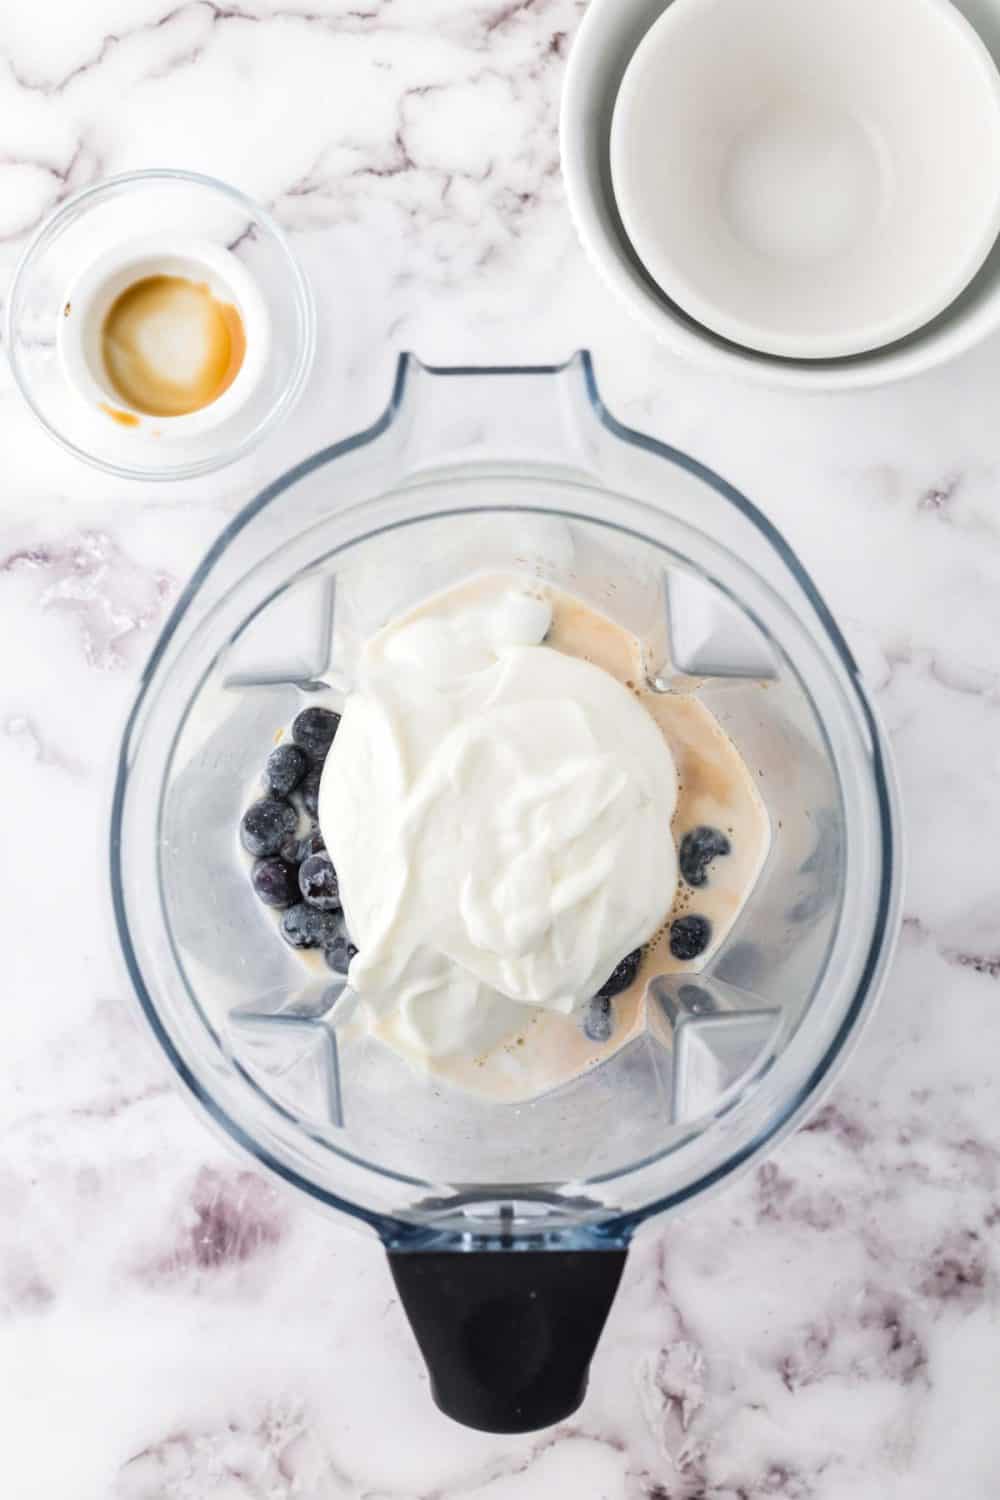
[5,167,317,481]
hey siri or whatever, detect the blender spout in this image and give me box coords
[388,350,605,479]
[387,1238,628,1433]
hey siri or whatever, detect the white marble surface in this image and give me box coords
[3,2,1000,1496]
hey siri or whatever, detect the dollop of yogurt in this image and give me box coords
[319,583,678,1059]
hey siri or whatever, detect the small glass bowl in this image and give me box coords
[5,169,316,480]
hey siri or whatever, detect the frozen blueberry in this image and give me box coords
[299,853,341,911]
[301,766,322,817]
[292,706,340,763]
[279,831,301,864]
[669,914,712,962]
[325,934,358,976]
[251,857,299,908]
[304,825,326,854]
[654,982,719,1028]
[596,947,642,1000]
[279,825,325,865]
[583,995,614,1043]
[265,743,307,797]
[679,826,731,888]
[677,983,718,1016]
[240,797,298,857]
[280,902,342,950]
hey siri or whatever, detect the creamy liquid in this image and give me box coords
[327,575,771,1102]
[101,274,246,417]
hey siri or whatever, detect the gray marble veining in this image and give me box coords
[3,1,1000,1495]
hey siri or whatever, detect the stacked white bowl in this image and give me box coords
[562,0,1000,387]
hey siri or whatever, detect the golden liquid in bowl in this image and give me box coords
[101,274,246,418]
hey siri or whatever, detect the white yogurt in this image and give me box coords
[319,583,679,1058]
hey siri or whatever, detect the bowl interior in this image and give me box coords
[563,0,1000,384]
[57,241,272,436]
[611,0,1000,359]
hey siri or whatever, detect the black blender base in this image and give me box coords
[388,1246,628,1434]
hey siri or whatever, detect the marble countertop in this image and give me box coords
[4,2,1000,1496]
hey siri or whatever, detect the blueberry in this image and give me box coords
[279,825,325,865]
[669,914,712,962]
[240,797,298,857]
[280,902,342,950]
[325,934,358,976]
[679,826,731,888]
[251,857,299,908]
[301,766,322,817]
[265,743,307,797]
[301,826,327,859]
[583,995,614,1043]
[654,982,719,1028]
[299,853,341,911]
[292,706,340,763]
[677,983,718,1016]
[279,832,301,864]
[596,947,642,1000]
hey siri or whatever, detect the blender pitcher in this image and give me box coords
[111,354,902,1432]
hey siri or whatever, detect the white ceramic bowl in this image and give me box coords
[58,236,271,440]
[562,0,1000,386]
[610,0,1000,361]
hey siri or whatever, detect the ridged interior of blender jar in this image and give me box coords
[158,503,847,1190]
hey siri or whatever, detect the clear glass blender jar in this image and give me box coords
[111,354,902,1432]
